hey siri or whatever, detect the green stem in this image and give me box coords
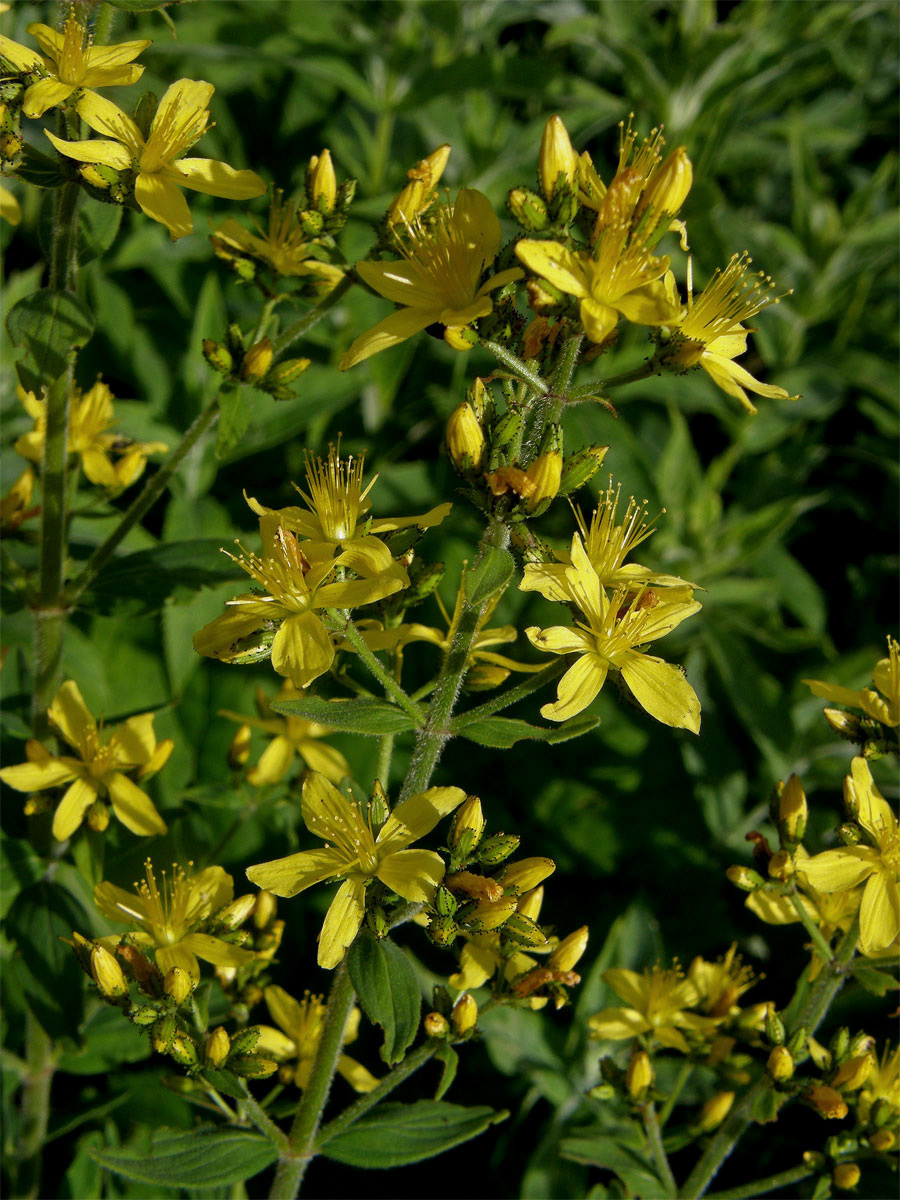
[602,361,658,390]
[480,340,549,394]
[398,521,510,802]
[704,1165,815,1200]
[659,1060,693,1127]
[314,1041,438,1150]
[91,1,117,43]
[788,891,834,964]
[49,178,80,293]
[545,332,583,423]
[239,1085,290,1153]
[251,294,281,345]
[375,732,395,788]
[451,661,565,729]
[14,1012,55,1200]
[270,274,355,358]
[643,1102,677,1196]
[792,916,859,1040]
[268,961,355,1199]
[339,619,423,725]
[64,391,222,606]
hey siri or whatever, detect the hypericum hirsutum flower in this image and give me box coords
[45,80,266,240]
[255,985,378,1091]
[245,444,451,566]
[804,637,900,729]
[0,681,171,841]
[588,964,717,1052]
[687,943,758,1020]
[246,772,466,968]
[857,1043,899,1124]
[0,184,21,225]
[340,188,523,368]
[220,682,349,786]
[0,16,150,119]
[193,517,407,690]
[15,381,168,492]
[660,254,796,412]
[524,534,701,728]
[211,189,345,284]
[94,861,257,979]
[800,757,899,954]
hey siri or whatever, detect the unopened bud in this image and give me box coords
[869,1129,894,1152]
[626,1050,654,1099]
[241,338,274,381]
[164,966,194,1005]
[558,444,610,496]
[229,1055,279,1078]
[767,1046,794,1082]
[253,890,277,929]
[446,402,485,471]
[838,823,862,846]
[832,1163,861,1190]
[308,148,337,213]
[504,912,549,947]
[443,325,476,352]
[462,895,517,932]
[765,1005,786,1046]
[831,1027,851,1061]
[825,708,864,740]
[229,1026,262,1056]
[298,208,324,237]
[434,884,459,917]
[467,377,489,420]
[778,774,807,847]
[697,1091,735,1132]
[152,1014,177,1054]
[86,800,110,832]
[170,1033,200,1069]
[832,1055,874,1091]
[266,357,311,387]
[499,856,555,892]
[424,1011,449,1038]
[426,914,458,946]
[130,1004,160,1026]
[843,773,861,821]
[228,723,252,768]
[507,186,549,232]
[71,932,95,975]
[203,339,234,375]
[205,1026,231,1068]
[548,926,589,971]
[449,796,485,852]
[726,865,764,891]
[91,944,128,997]
[806,1084,848,1120]
[539,115,578,202]
[524,448,563,514]
[216,894,256,931]
[451,993,478,1035]
[476,833,520,867]
[639,147,692,223]
[387,144,450,226]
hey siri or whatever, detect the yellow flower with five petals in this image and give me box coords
[0,681,171,841]
[46,81,266,240]
[588,964,717,1053]
[255,985,378,1091]
[211,189,345,285]
[247,772,466,968]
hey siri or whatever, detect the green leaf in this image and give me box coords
[76,197,123,265]
[15,143,68,189]
[6,288,94,384]
[201,1068,252,1104]
[560,1125,667,1197]
[216,384,251,459]
[5,881,89,1038]
[319,1100,502,1168]
[433,1042,458,1101]
[849,965,899,997]
[455,713,600,748]
[87,1125,278,1188]
[348,931,420,1065]
[273,696,418,736]
[464,546,514,606]
[84,539,240,616]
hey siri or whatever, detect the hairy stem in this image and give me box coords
[451,660,564,729]
[704,1164,815,1200]
[339,619,423,725]
[375,732,395,788]
[643,1101,677,1196]
[788,891,834,964]
[480,339,549,394]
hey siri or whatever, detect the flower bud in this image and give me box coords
[697,1091,735,1132]
[767,1046,795,1083]
[203,339,234,375]
[86,799,110,832]
[558,444,610,497]
[626,1050,654,1100]
[426,914,458,946]
[129,1004,160,1026]
[215,894,256,931]
[451,993,478,1035]
[831,1027,851,1061]
[503,912,549,948]
[443,325,476,352]
[869,1129,895,1152]
[490,408,524,458]
[241,338,274,381]
[806,1084,848,1120]
[164,966,194,1006]
[548,926,589,972]
[499,856,555,892]
[838,823,863,845]
[726,865,764,891]
[639,147,692,222]
[205,1026,231,1068]
[253,890,278,929]
[825,708,864,741]
[832,1163,861,1190]
[467,376,490,420]
[843,773,861,821]
[91,944,128,998]
[229,1026,262,1056]
[308,148,337,213]
[832,1054,874,1091]
[778,774,807,848]
[266,357,311,386]
[807,1037,832,1071]
[387,144,450,226]
[507,186,549,232]
[765,1004,786,1046]
[170,1033,200,1069]
[848,1032,875,1058]
[446,402,485,471]
[539,116,578,202]
[450,796,485,853]
[152,1014,177,1054]
[228,723,252,768]
[71,931,95,975]
[462,895,518,932]
[517,886,544,922]
[476,833,520,867]
[434,884,459,918]
[424,1011,450,1038]
[229,1055,279,1078]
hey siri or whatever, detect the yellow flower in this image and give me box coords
[15,381,168,492]
[0,466,36,533]
[0,183,21,225]
[246,771,466,968]
[0,16,150,119]
[516,222,681,345]
[687,944,758,1019]
[800,758,899,954]
[524,533,701,728]
[340,188,523,368]
[211,189,345,284]
[0,680,171,841]
[255,985,378,1092]
[94,860,256,980]
[804,637,900,729]
[245,444,451,566]
[386,143,451,227]
[449,886,551,1000]
[588,964,717,1053]
[858,1043,899,1123]
[192,518,407,690]
[219,682,349,786]
[746,858,861,943]
[45,80,266,240]
[662,254,796,412]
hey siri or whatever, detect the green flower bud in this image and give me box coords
[503,912,548,947]
[229,1026,262,1057]
[726,865,764,891]
[558,444,610,497]
[476,833,520,867]
[229,1055,279,1078]
[434,884,459,918]
[170,1033,200,1069]
[152,1014,177,1054]
[765,1005,786,1046]
[449,796,485,852]
[203,339,234,375]
[130,1005,161,1026]
[426,914,459,947]
[507,186,549,232]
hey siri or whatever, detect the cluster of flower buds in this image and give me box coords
[445,376,609,521]
[424,989,479,1042]
[203,322,310,400]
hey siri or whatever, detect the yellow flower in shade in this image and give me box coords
[516,222,680,345]
[192,518,407,690]
[804,637,900,729]
[525,533,701,728]
[0,184,21,225]
[588,964,717,1052]
[93,861,256,980]
[800,758,899,954]
[15,381,168,492]
[386,143,451,227]
[687,944,758,1020]
[746,857,861,942]
[0,680,171,841]
[219,682,349,786]
[211,189,345,284]
[246,771,466,968]
[255,985,378,1092]
[858,1043,899,1124]
[662,254,796,412]
[245,444,450,566]
[0,16,150,119]
[45,81,266,240]
[0,466,37,534]
[340,188,523,368]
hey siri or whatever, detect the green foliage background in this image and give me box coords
[1,0,897,1196]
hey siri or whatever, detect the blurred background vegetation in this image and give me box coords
[1,0,897,1195]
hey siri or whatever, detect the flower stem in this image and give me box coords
[480,339,549,394]
[704,1164,815,1200]
[64,391,222,607]
[658,1060,693,1127]
[602,361,658,391]
[268,960,355,1199]
[238,1085,290,1153]
[787,891,834,965]
[339,619,423,725]
[642,1102,677,1196]
[451,660,564,729]
[13,1012,55,1200]
[270,274,355,358]
[375,732,395,788]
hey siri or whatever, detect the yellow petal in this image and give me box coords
[0,755,77,792]
[24,22,63,59]
[45,128,132,170]
[453,187,503,262]
[115,712,157,766]
[318,876,366,969]
[180,932,256,968]
[800,847,878,893]
[376,848,445,902]
[339,306,441,370]
[587,1006,651,1040]
[247,735,296,787]
[296,739,349,785]
[255,1024,298,1059]
[94,880,150,925]
[151,78,214,135]
[601,969,648,1010]
[449,940,498,990]
[654,1026,692,1054]
[616,277,680,326]
[336,1053,379,1093]
[519,561,571,603]
[193,603,268,660]
[264,984,305,1039]
[80,446,119,487]
[0,185,21,226]
[525,624,594,656]
[49,680,96,753]
[579,297,620,343]
[745,891,806,925]
[135,171,193,240]
[859,872,900,954]
[169,158,266,199]
[0,34,43,71]
[378,786,467,850]
[271,611,334,690]
[83,38,152,69]
[156,943,201,980]
[848,757,896,844]
[301,771,354,842]
[540,652,608,722]
[515,241,590,299]
[620,652,701,733]
[107,773,167,836]
[74,91,144,155]
[246,847,346,898]
[22,78,75,119]
[52,777,98,840]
